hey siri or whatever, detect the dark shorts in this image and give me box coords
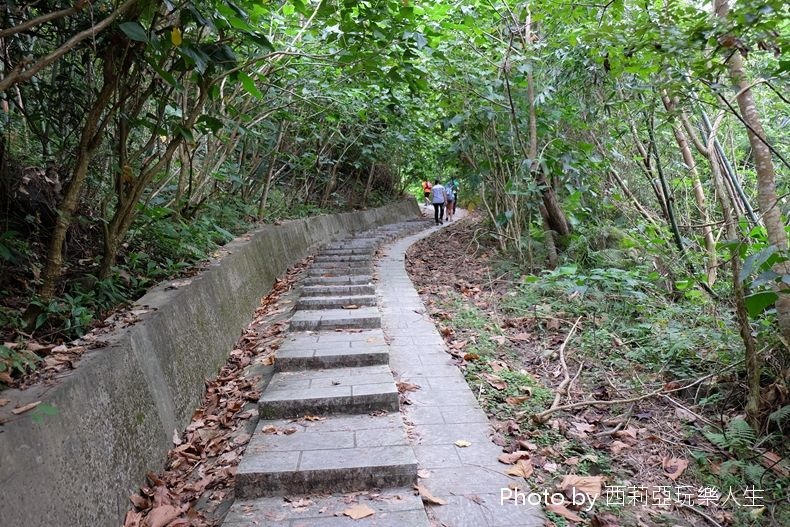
[424,192,430,198]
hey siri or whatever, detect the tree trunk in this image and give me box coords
[715,0,790,343]
[710,148,762,427]
[662,95,717,285]
[362,162,375,207]
[258,123,286,219]
[38,50,120,301]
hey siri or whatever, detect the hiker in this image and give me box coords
[421,180,432,206]
[448,178,459,217]
[445,180,456,221]
[430,179,447,225]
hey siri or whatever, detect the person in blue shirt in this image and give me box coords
[430,179,447,225]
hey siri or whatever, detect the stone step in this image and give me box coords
[301,284,375,296]
[258,365,398,419]
[314,254,371,262]
[276,329,388,371]
[319,248,375,256]
[310,261,372,269]
[296,295,376,310]
[224,488,429,526]
[289,307,380,331]
[302,275,372,286]
[235,413,417,498]
[308,266,372,277]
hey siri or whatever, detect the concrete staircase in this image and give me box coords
[225,220,432,526]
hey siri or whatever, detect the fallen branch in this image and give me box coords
[532,370,717,424]
[544,317,582,413]
[676,502,725,527]
[592,405,634,437]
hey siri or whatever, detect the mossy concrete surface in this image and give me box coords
[0,198,420,527]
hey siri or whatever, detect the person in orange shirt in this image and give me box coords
[421,180,432,206]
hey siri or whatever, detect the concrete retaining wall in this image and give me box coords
[0,199,420,527]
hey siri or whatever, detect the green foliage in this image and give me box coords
[704,418,757,453]
[768,405,790,428]
[506,258,742,381]
[29,403,59,424]
[0,344,39,383]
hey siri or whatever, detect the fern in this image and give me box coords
[704,418,756,452]
[743,463,766,485]
[769,405,790,425]
[726,418,756,449]
[704,431,729,450]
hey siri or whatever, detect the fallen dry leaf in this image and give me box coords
[543,461,559,473]
[614,426,638,441]
[610,440,630,454]
[505,395,530,405]
[757,450,789,477]
[11,400,41,415]
[506,459,534,478]
[481,373,507,390]
[342,504,375,520]
[233,432,251,446]
[0,398,9,407]
[396,381,421,393]
[662,457,689,481]
[129,494,150,510]
[454,439,471,448]
[146,504,181,527]
[498,451,531,465]
[518,440,538,451]
[546,502,582,522]
[124,510,143,527]
[416,484,447,506]
[490,359,508,372]
[560,475,603,498]
[572,421,596,434]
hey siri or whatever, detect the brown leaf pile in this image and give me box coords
[124,259,310,527]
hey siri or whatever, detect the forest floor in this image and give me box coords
[405,213,788,527]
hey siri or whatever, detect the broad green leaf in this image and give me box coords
[740,245,778,282]
[744,291,778,317]
[119,21,149,42]
[238,72,263,99]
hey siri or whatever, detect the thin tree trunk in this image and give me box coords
[648,123,685,259]
[362,162,375,207]
[258,122,286,219]
[711,148,762,427]
[715,0,790,344]
[663,95,717,285]
[699,111,758,224]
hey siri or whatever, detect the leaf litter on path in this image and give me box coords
[124,257,312,526]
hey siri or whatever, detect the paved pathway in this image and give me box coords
[223,213,542,526]
[378,218,543,527]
